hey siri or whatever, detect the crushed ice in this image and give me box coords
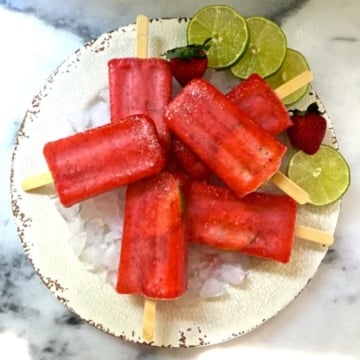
[67,87,110,132]
[61,187,126,286]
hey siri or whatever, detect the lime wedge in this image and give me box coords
[230,16,287,79]
[266,48,311,105]
[187,5,249,69]
[287,145,350,206]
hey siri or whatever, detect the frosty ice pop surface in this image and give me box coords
[226,73,292,135]
[43,114,165,207]
[185,182,297,263]
[116,172,187,299]
[108,58,172,150]
[164,78,287,198]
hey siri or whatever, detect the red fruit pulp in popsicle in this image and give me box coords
[116,172,187,299]
[43,115,165,207]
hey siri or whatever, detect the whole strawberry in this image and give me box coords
[164,38,211,87]
[287,103,327,155]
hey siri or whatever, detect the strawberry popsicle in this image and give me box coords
[43,114,165,207]
[185,182,297,263]
[164,78,287,198]
[226,73,292,135]
[108,57,172,150]
[116,171,187,299]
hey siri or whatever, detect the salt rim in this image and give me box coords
[54,78,250,302]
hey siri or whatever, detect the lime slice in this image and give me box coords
[187,5,249,69]
[230,16,287,79]
[266,48,311,105]
[287,145,350,206]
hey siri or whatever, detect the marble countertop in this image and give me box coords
[1,0,359,359]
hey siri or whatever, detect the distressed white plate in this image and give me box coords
[10,18,340,347]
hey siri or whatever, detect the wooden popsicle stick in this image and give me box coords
[274,70,313,100]
[269,70,314,203]
[136,15,149,59]
[143,298,157,342]
[21,171,53,191]
[295,224,334,246]
[135,14,158,342]
[271,172,310,205]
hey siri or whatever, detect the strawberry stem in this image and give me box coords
[164,38,211,60]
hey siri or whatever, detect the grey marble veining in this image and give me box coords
[1,0,310,40]
[1,1,360,359]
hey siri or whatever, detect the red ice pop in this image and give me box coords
[164,78,287,198]
[185,182,297,263]
[108,57,172,150]
[116,171,187,299]
[42,114,165,207]
[226,73,292,135]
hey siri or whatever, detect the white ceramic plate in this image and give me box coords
[10,18,340,347]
